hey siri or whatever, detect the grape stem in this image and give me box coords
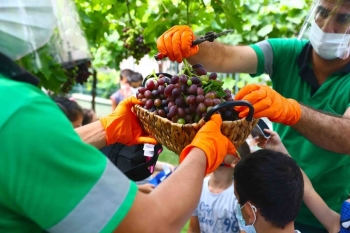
[182,59,196,77]
[151,69,158,79]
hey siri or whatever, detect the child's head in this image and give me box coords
[120,69,133,85]
[233,149,303,229]
[127,72,143,95]
[82,108,97,126]
[53,96,84,128]
[127,72,143,88]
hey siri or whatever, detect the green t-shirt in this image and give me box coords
[0,75,137,232]
[250,38,350,228]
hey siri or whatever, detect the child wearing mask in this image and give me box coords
[110,69,133,111]
[254,129,345,233]
[188,142,250,233]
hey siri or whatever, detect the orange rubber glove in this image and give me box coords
[157,25,199,63]
[234,84,301,126]
[179,114,237,175]
[99,96,157,146]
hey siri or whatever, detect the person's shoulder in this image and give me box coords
[266,38,308,49]
[0,76,52,125]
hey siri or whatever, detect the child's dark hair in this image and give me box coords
[120,69,133,81]
[234,149,303,229]
[53,96,83,122]
[127,72,143,83]
[82,108,94,126]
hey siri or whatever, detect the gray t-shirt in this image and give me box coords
[193,176,240,233]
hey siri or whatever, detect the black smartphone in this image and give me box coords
[251,119,271,139]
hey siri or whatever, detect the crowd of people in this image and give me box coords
[1,0,350,232]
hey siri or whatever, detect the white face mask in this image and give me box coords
[131,87,139,96]
[309,21,350,60]
[0,0,57,60]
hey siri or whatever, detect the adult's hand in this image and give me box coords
[180,114,237,175]
[234,84,301,125]
[99,97,157,146]
[156,25,199,63]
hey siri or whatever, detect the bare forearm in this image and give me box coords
[75,121,107,149]
[292,105,350,154]
[187,41,257,74]
[117,148,207,233]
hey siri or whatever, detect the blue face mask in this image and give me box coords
[235,201,257,233]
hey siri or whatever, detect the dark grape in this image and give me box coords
[213,98,221,106]
[158,109,166,117]
[144,90,152,99]
[196,95,205,104]
[145,99,154,109]
[164,106,169,113]
[138,87,147,94]
[178,108,185,118]
[189,104,197,113]
[141,98,147,105]
[179,75,188,84]
[209,72,218,80]
[159,94,165,99]
[196,67,207,75]
[172,88,181,98]
[184,107,191,115]
[167,96,175,102]
[146,79,156,90]
[180,84,186,92]
[137,93,144,99]
[191,76,201,84]
[185,115,192,123]
[168,106,178,118]
[188,84,197,94]
[227,98,234,102]
[157,78,166,85]
[158,85,165,93]
[186,95,196,105]
[204,98,213,106]
[170,75,179,84]
[161,99,167,106]
[174,83,181,89]
[197,87,204,95]
[154,99,162,107]
[168,102,175,109]
[192,64,203,69]
[164,84,175,97]
[175,97,185,107]
[152,90,159,97]
[149,107,156,112]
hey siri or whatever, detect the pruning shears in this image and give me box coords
[154,29,233,61]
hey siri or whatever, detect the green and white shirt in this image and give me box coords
[0,75,137,232]
[250,38,350,228]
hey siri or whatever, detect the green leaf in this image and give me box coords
[257,24,273,37]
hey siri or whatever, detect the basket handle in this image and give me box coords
[204,100,255,122]
[142,73,172,87]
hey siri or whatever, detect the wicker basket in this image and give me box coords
[134,100,259,155]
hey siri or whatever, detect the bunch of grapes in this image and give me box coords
[122,27,151,64]
[136,62,238,124]
[61,60,92,93]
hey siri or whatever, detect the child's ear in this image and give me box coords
[242,202,257,225]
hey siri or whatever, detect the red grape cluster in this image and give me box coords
[122,27,151,64]
[136,62,238,124]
